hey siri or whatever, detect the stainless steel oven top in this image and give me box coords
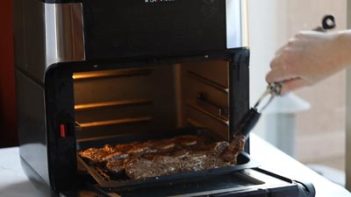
[13,0,247,82]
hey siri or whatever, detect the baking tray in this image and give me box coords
[77,127,258,190]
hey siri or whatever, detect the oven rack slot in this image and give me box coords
[187,71,229,93]
[75,99,153,111]
[73,68,154,80]
[186,102,229,126]
[78,117,153,129]
[186,118,206,128]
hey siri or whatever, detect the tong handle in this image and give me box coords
[322,15,336,30]
[268,82,282,96]
[314,15,335,32]
[234,108,261,138]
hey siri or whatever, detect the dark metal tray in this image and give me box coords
[77,128,258,190]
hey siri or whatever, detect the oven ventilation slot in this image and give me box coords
[197,92,229,119]
[187,71,229,93]
[186,118,206,128]
[182,61,230,140]
[187,102,229,126]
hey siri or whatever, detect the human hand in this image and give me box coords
[266,31,351,94]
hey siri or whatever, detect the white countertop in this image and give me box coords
[0,135,349,197]
[0,147,39,197]
[250,135,350,197]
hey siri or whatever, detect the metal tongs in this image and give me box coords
[234,15,336,138]
[253,82,282,112]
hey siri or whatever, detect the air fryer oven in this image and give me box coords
[14,0,315,196]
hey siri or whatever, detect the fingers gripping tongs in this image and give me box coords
[233,15,336,139]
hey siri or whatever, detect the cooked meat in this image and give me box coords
[221,134,245,163]
[102,151,129,162]
[124,149,231,180]
[173,135,204,147]
[79,141,157,163]
[106,159,125,174]
[153,139,176,152]
[124,141,232,180]
[128,145,158,156]
[100,143,138,161]
[114,142,138,152]
[79,135,207,164]
[79,144,115,163]
[125,156,181,179]
[212,141,231,156]
[79,134,244,180]
[180,152,230,171]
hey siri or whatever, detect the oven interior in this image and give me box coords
[73,59,231,142]
[71,57,255,188]
[69,57,314,197]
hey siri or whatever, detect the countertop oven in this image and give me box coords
[13,0,315,196]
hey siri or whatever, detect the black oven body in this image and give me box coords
[14,0,315,196]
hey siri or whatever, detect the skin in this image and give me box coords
[266,30,351,94]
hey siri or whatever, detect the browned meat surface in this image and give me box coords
[102,151,129,162]
[173,135,206,147]
[79,144,115,163]
[221,134,245,163]
[106,159,125,174]
[153,139,176,152]
[124,156,181,179]
[79,135,206,164]
[79,134,245,180]
[124,149,230,180]
[130,141,231,179]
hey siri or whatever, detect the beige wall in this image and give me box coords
[248,0,290,135]
[287,0,347,169]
